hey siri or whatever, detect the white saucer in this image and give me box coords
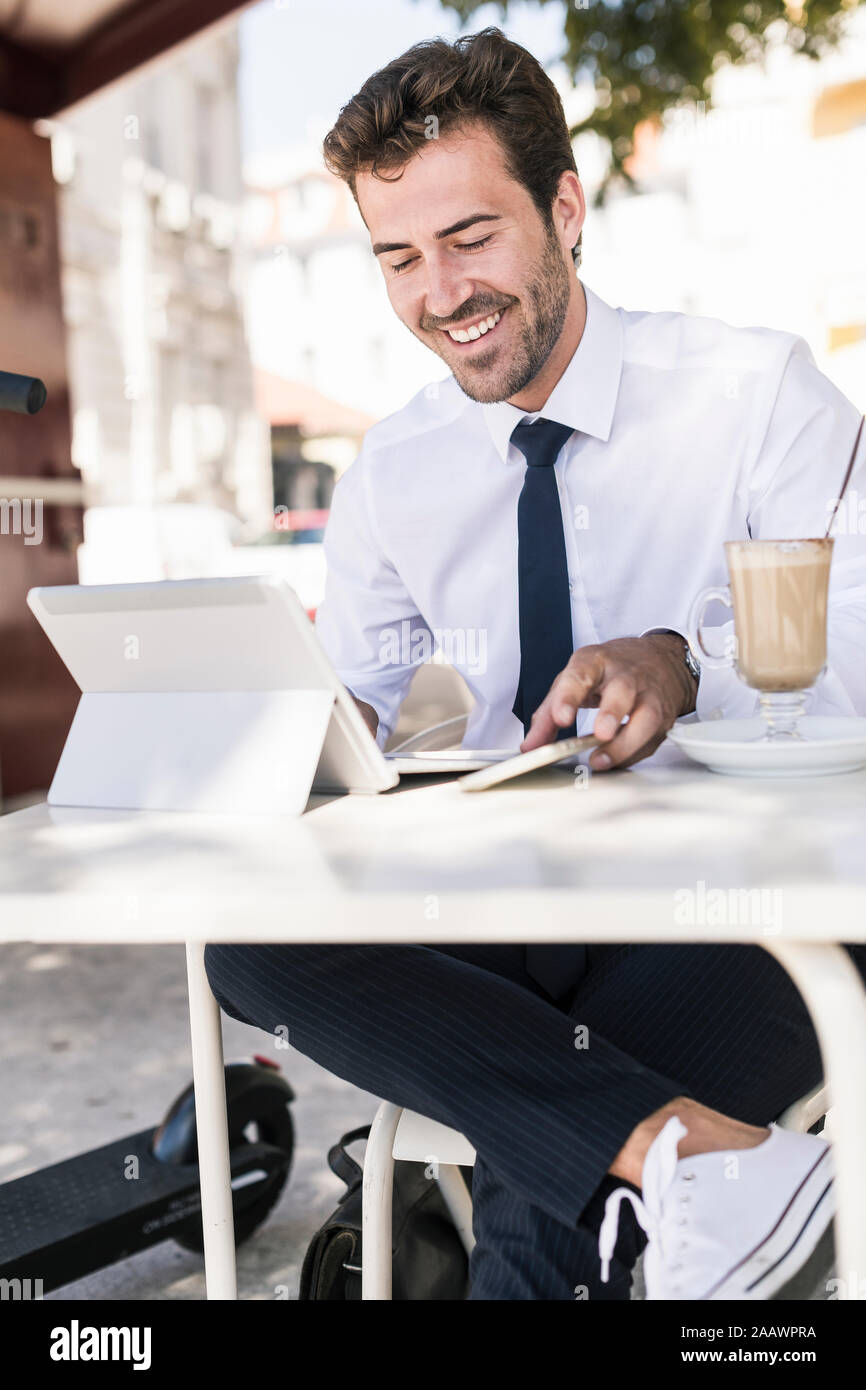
[666,716,866,777]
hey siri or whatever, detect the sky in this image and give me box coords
[237,0,569,165]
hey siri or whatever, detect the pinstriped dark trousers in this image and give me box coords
[203,937,846,1300]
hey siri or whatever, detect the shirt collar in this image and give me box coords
[480,281,624,464]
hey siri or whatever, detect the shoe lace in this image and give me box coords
[598,1115,690,1291]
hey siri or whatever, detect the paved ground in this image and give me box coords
[0,939,381,1300]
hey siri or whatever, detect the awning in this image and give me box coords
[0,0,254,118]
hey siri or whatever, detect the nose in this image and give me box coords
[423,253,475,325]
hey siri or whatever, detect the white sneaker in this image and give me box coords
[598,1115,835,1300]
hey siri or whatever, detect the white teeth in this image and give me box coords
[447,309,503,343]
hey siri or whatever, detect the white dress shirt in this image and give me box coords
[315,282,866,750]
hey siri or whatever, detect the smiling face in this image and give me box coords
[357,123,585,406]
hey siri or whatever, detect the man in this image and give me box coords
[206,28,866,1299]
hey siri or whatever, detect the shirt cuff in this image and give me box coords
[639,625,687,641]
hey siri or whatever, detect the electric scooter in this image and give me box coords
[0,371,295,1294]
[0,1057,295,1294]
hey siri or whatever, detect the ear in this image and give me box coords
[553,170,585,258]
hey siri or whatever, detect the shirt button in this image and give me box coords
[709,707,723,720]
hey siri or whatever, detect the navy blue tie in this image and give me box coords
[511,416,586,1001]
[511,417,577,739]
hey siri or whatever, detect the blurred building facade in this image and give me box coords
[253,367,374,506]
[243,160,442,437]
[43,25,272,539]
[573,10,866,411]
[0,0,255,802]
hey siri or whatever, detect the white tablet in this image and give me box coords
[27,575,400,813]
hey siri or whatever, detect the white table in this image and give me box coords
[3,745,866,1300]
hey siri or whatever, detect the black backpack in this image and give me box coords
[299,1124,473,1300]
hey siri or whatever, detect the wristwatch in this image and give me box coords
[641,627,701,689]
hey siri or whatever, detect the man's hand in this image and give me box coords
[353,695,379,739]
[520,634,698,772]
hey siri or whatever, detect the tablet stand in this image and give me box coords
[47,689,337,816]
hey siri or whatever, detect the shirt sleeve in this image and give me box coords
[693,336,866,721]
[314,443,433,749]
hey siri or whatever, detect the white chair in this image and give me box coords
[361,1080,832,1299]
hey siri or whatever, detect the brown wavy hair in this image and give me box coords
[322,27,582,266]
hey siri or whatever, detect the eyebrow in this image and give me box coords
[372,212,502,257]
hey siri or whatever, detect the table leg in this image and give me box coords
[761,939,866,1301]
[185,940,238,1300]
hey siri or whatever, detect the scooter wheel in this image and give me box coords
[173,1109,295,1253]
[173,1167,290,1252]
[157,1062,296,1254]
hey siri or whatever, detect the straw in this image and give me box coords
[824,414,865,539]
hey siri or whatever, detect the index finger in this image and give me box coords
[520,648,606,750]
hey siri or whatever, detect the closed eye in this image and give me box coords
[458,235,493,253]
[389,234,493,275]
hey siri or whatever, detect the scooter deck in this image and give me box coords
[0,1129,274,1292]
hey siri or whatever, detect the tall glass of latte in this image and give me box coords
[688,538,834,740]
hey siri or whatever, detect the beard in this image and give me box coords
[415,222,573,404]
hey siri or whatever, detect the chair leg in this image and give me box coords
[436,1164,475,1257]
[362,1101,402,1300]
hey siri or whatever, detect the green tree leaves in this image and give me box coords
[436,1,862,197]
